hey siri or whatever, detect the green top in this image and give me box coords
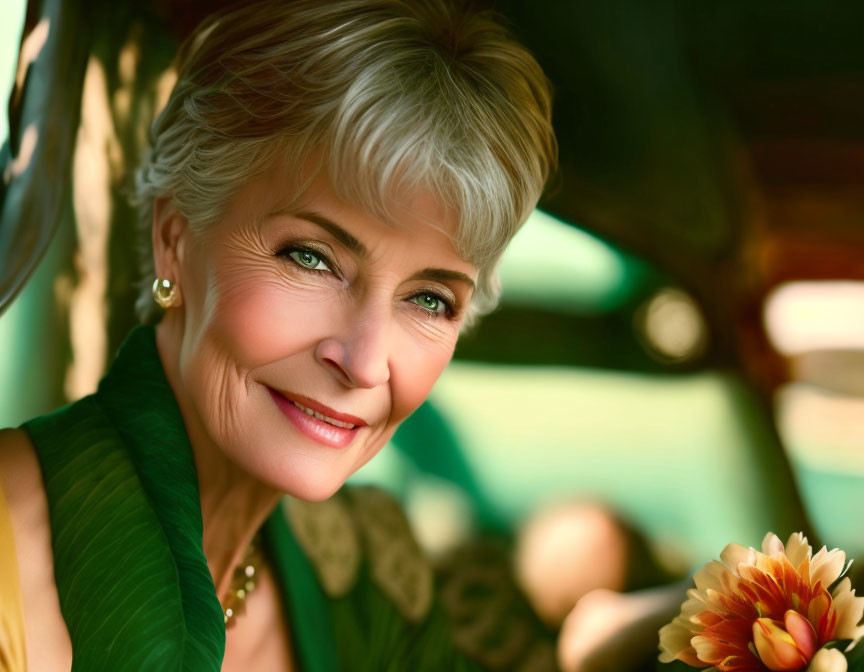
[21,325,483,672]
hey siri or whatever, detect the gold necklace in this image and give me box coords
[222,534,262,628]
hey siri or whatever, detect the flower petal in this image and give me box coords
[811,547,847,590]
[785,533,812,568]
[763,533,786,557]
[723,543,757,574]
[806,647,847,672]
[830,578,864,641]
[692,634,727,664]
[809,591,836,643]
[753,618,809,671]
[658,617,699,663]
[785,610,817,660]
[694,560,736,593]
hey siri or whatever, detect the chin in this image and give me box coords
[282,478,345,503]
[250,453,355,503]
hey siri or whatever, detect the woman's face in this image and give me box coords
[167,162,476,501]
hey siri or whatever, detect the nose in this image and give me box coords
[314,307,391,389]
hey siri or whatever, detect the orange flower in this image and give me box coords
[659,533,864,672]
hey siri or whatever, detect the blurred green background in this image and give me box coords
[2,0,864,581]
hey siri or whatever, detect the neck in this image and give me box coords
[155,316,282,601]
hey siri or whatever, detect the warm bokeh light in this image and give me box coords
[637,287,708,363]
[764,281,864,356]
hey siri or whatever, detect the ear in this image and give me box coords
[151,197,188,295]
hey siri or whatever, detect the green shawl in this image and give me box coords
[22,326,481,672]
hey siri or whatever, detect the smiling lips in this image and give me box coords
[267,387,367,448]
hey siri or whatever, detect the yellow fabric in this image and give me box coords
[0,479,26,672]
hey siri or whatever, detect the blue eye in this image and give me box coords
[283,247,333,272]
[411,292,451,316]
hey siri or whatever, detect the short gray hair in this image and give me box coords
[134,0,556,328]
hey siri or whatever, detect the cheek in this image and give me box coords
[388,330,456,425]
[207,267,344,366]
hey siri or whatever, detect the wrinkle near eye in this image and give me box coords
[401,305,461,347]
[211,224,347,308]
[223,220,272,257]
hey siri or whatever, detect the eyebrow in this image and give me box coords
[292,210,368,257]
[271,208,476,291]
[407,268,476,291]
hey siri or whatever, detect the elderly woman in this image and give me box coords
[0,0,555,670]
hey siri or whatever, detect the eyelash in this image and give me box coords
[411,291,458,320]
[275,244,459,320]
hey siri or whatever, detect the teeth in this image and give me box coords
[292,401,356,429]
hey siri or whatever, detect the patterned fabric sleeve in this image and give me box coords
[280,485,556,671]
[436,538,559,672]
[0,479,26,672]
[281,485,483,671]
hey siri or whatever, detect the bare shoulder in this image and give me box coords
[0,427,73,671]
[0,428,49,543]
[0,428,52,554]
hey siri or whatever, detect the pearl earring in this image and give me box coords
[151,277,181,309]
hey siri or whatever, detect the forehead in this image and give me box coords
[230,159,468,260]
